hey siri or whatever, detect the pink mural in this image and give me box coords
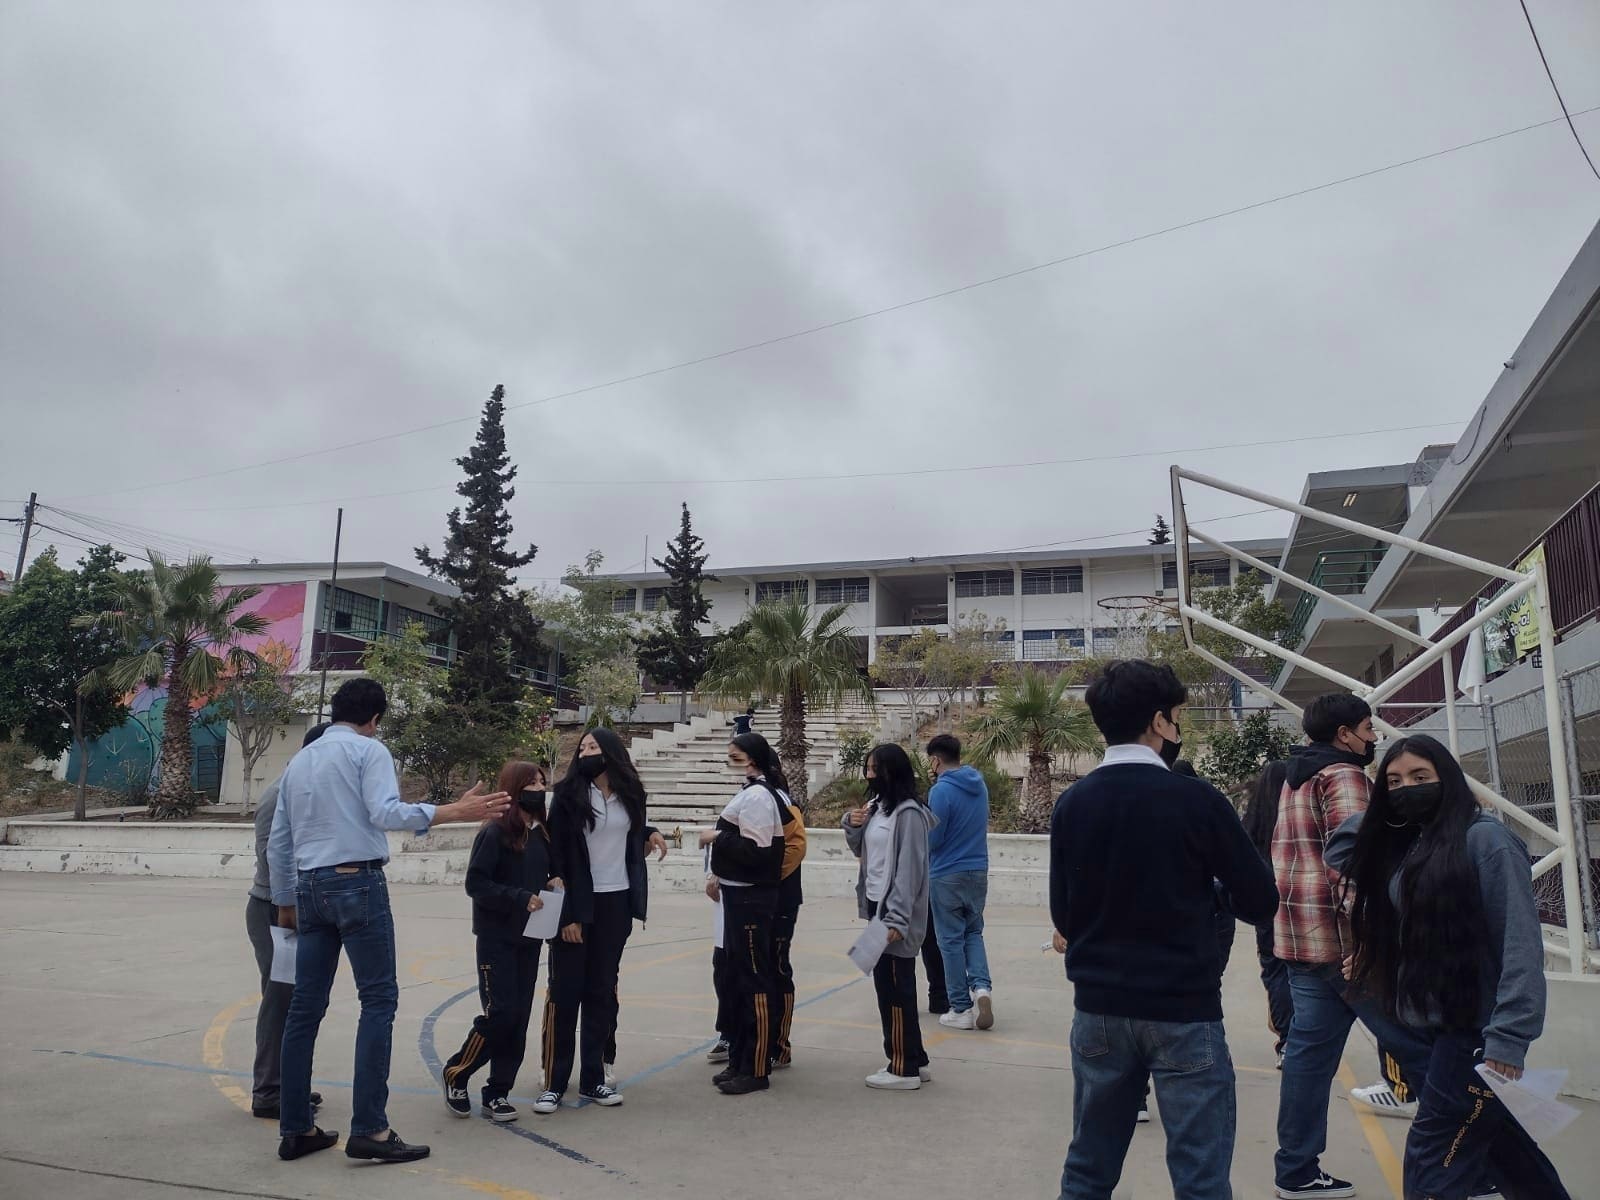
[224,582,309,665]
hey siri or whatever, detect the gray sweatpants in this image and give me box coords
[245,895,294,1107]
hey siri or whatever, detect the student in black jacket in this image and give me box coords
[537,728,667,1113]
[1050,660,1278,1199]
[441,762,557,1124]
[700,732,788,1096]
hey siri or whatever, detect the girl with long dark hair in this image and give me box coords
[441,763,557,1124]
[1241,759,1294,1064]
[700,732,790,1095]
[1333,734,1570,1198]
[536,728,667,1113]
[843,743,935,1091]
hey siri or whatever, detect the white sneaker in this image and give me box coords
[938,1008,977,1030]
[1349,1081,1418,1120]
[532,1090,561,1114]
[865,1069,921,1091]
[972,987,994,1030]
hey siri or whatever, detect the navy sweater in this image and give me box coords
[1049,761,1278,1022]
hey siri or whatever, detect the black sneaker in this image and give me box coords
[442,1077,471,1118]
[532,1090,561,1114]
[482,1097,519,1123]
[716,1073,770,1095]
[278,1127,338,1161]
[706,1039,730,1063]
[578,1084,624,1107]
[1275,1173,1356,1199]
[712,1066,737,1086]
[345,1130,430,1164]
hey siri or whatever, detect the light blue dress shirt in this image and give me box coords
[267,724,437,905]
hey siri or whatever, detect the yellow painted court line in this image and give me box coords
[202,994,258,1113]
[1337,1061,1404,1198]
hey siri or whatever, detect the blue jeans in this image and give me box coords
[930,870,991,1012]
[1060,1012,1237,1200]
[1274,962,1431,1187]
[278,865,398,1138]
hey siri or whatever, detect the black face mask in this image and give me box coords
[517,789,546,815]
[1349,733,1377,766]
[576,754,607,781]
[1389,782,1442,824]
[1159,717,1183,768]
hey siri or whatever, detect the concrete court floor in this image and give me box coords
[0,874,1594,1200]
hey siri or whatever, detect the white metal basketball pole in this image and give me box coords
[1169,465,1591,971]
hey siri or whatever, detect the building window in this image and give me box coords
[642,586,670,612]
[816,576,870,604]
[1021,628,1085,660]
[390,603,449,646]
[325,586,380,636]
[755,579,809,606]
[610,588,638,614]
[1161,557,1231,590]
[1021,566,1084,595]
[982,630,1016,660]
[954,570,1014,598]
[1092,626,1123,656]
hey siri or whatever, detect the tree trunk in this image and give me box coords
[151,669,196,821]
[778,683,810,811]
[73,695,89,822]
[1021,750,1055,833]
[241,756,255,815]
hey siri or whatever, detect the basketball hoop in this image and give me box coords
[1096,594,1173,615]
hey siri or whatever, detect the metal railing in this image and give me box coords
[1171,464,1595,971]
[1284,547,1387,648]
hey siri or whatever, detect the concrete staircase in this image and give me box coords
[633,698,907,824]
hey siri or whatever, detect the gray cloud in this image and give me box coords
[3,1,1597,583]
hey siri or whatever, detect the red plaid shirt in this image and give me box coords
[1271,762,1370,964]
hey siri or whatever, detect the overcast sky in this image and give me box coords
[3,1,1598,587]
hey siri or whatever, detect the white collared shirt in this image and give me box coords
[1093,743,1170,772]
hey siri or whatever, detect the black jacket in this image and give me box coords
[1285,741,1368,789]
[709,780,786,887]
[466,824,554,941]
[547,787,658,926]
[1049,761,1278,1023]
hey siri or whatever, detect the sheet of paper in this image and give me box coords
[522,890,564,940]
[712,897,724,949]
[269,925,297,985]
[847,918,891,974]
[1476,1065,1582,1144]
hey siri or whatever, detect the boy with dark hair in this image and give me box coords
[925,733,994,1030]
[1051,660,1277,1199]
[1270,692,1433,1198]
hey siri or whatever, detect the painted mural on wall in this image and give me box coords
[64,582,309,797]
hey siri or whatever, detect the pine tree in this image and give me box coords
[636,502,717,721]
[415,385,543,712]
[1149,514,1172,545]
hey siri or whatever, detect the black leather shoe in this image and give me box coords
[711,1066,737,1085]
[278,1127,338,1161]
[345,1130,430,1164]
[716,1073,770,1095]
[253,1091,322,1120]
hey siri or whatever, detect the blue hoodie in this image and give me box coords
[927,764,989,878]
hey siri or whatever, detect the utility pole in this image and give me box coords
[314,507,345,722]
[13,492,37,579]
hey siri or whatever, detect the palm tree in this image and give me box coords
[701,599,873,809]
[967,667,1101,832]
[81,553,266,820]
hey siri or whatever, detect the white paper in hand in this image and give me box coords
[712,897,724,950]
[1475,1065,1581,1143]
[847,918,891,974]
[522,890,564,940]
[269,926,297,985]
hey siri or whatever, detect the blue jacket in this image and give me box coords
[926,765,989,878]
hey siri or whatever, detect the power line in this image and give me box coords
[1517,0,1600,183]
[100,419,1466,515]
[62,105,1600,506]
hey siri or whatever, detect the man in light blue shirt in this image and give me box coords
[270,678,509,1165]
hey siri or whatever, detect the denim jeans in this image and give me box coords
[1404,1031,1571,1200]
[1274,962,1431,1188]
[1059,1012,1237,1200]
[278,865,398,1138]
[930,870,991,1013]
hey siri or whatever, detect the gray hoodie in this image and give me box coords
[1326,809,1546,1068]
[842,799,935,957]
